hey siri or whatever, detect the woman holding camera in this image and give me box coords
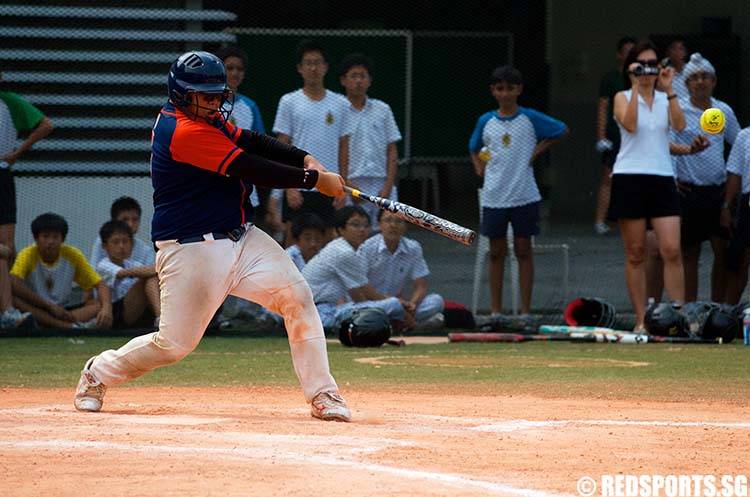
[610,39,686,330]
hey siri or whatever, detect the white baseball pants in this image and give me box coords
[89,226,338,402]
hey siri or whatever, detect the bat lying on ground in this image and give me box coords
[448,332,599,343]
[539,325,633,335]
[449,331,721,344]
[344,186,476,246]
[539,325,721,344]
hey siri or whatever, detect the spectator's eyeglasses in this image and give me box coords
[636,59,659,67]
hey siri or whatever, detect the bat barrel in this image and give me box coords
[343,186,477,246]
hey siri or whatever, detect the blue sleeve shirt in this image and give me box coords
[469,107,566,208]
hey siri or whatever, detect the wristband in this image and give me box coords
[667,94,677,100]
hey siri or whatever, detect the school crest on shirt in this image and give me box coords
[325,111,334,125]
[502,133,511,147]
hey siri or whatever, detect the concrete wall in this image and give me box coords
[545,0,750,219]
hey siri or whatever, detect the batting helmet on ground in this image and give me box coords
[645,302,687,337]
[564,298,616,328]
[702,304,738,342]
[339,308,392,347]
[683,301,737,342]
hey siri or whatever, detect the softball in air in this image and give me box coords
[700,107,725,134]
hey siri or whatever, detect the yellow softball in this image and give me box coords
[700,107,725,134]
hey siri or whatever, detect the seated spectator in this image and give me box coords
[0,242,34,328]
[10,213,112,329]
[90,196,154,269]
[302,206,404,330]
[96,220,160,329]
[286,212,326,271]
[359,209,445,330]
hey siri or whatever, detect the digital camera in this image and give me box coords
[632,65,660,76]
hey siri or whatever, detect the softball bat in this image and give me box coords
[344,186,476,246]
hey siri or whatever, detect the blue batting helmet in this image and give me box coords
[167,51,233,121]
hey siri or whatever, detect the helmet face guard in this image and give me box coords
[168,51,234,123]
[180,88,235,123]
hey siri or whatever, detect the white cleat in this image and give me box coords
[310,391,351,422]
[74,357,107,412]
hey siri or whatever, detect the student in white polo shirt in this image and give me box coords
[359,209,444,330]
[273,39,351,244]
[670,53,740,302]
[722,127,750,304]
[301,206,404,330]
[339,53,402,229]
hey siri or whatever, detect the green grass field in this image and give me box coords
[2,336,749,402]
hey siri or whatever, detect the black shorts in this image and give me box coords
[281,190,335,227]
[679,183,727,244]
[0,169,16,225]
[111,298,155,329]
[608,174,680,221]
[480,202,541,238]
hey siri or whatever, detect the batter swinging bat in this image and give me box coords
[344,186,477,246]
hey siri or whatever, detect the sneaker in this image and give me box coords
[0,308,36,329]
[633,323,646,333]
[72,318,97,329]
[310,391,351,422]
[74,357,107,412]
[594,222,610,235]
[415,312,445,330]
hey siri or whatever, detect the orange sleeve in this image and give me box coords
[170,118,244,175]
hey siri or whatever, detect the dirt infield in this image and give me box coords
[1,385,748,497]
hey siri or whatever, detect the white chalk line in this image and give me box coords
[472,419,750,432]
[2,405,748,432]
[0,439,572,497]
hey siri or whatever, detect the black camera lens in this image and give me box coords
[633,65,644,76]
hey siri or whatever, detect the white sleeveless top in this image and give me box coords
[613,89,673,177]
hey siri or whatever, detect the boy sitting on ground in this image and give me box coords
[11,213,112,329]
[302,206,404,331]
[286,212,327,272]
[359,209,445,330]
[97,220,160,329]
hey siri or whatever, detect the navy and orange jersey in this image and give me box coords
[150,102,254,241]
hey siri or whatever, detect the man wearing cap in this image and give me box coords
[670,52,741,302]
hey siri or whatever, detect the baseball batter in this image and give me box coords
[74,51,351,422]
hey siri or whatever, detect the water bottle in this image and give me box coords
[743,308,750,346]
[478,146,491,162]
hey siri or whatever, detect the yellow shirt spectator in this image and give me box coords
[11,245,101,306]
